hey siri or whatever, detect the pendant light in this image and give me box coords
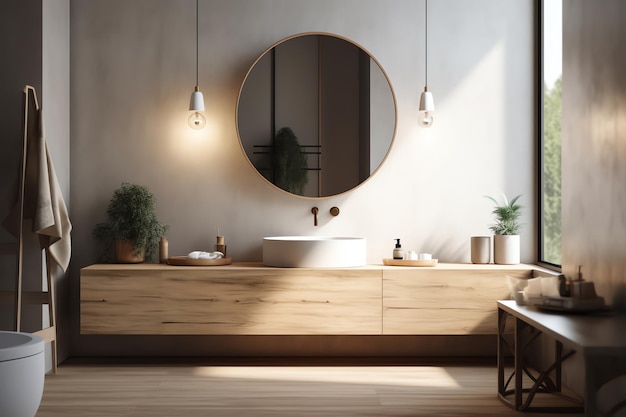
[418,0,435,128]
[188,0,206,129]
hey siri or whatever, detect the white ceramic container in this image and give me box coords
[263,236,366,268]
[0,331,45,417]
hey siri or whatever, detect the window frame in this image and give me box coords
[537,0,562,271]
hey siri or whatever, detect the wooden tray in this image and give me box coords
[383,258,438,267]
[167,256,232,266]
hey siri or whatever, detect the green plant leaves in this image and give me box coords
[93,182,168,262]
[485,194,523,235]
[271,127,308,195]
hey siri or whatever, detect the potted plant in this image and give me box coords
[485,194,522,264]
[271,127,308,195]
[93,182,168,263]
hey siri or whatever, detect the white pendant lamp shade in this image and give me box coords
[189,87,205,111]
[418,87,435,112]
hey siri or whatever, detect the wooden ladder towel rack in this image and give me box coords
[11,85,58,373]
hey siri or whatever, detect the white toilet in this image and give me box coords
[0,331,45,417]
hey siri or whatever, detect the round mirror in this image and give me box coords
[236,33,397,198]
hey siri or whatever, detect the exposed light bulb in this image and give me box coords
[188,111,206,129]
[418,111,434,128]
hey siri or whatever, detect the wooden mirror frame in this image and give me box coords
[236,32,397,199]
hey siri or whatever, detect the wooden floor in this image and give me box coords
[36,360,583,417]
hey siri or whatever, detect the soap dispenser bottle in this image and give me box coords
[393,239,404,260]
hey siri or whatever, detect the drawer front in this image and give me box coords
[382,269,528,335]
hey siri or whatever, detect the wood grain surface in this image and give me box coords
[36,361,580,417]
[382,268,532,335]
[81,263,541,336]
[81,265,382,335]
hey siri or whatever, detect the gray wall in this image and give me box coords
[0,0,70,367]
[69,0,535,357]
[562,0,626,408]
[0,0,42,330]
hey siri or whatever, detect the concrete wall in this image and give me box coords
[562,0,626,410]
[0,0,42,331]
[68,0,535,356]
[562,0,626,310]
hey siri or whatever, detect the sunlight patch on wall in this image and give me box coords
[407,39,507,198]
[589,95,626,173]
[446,42,505,147]
[405,40,508,248]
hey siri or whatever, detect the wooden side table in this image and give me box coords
[497,300,626,416]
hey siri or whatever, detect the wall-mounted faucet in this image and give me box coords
[311,207,319,226]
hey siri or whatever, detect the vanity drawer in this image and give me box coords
[81,265,382,335]
[81,270,163,335]
[382,269,530,335]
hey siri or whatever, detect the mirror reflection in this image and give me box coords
[237,33,396,198]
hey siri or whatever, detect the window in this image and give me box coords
[539,0,562,266]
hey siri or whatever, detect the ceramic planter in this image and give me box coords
[114,239,145,263]
[493,235,520,265]
[470,236,491,264]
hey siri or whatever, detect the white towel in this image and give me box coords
[188,251,223,260]
[2,106,72,273]
[33,110,72,272]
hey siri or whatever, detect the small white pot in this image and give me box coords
[493,235,520,265]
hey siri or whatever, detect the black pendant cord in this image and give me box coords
[425,0,428,87]
[195,0,199,88]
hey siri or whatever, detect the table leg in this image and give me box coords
[497,308,507,397]
[496,303,586,413]
[556,340,562,391]
[515,316,523,410]
[585,356,596,417]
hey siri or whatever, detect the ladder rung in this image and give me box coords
[0,290,50,304]
[34,326,56,344]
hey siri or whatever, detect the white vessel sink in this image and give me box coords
[263,236,366,268]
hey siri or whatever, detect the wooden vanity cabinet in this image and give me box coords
[81,263,542,336]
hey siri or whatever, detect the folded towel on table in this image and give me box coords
[187,251,224,260]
